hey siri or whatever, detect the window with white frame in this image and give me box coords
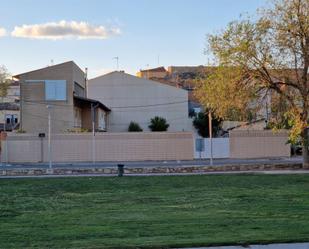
[45,80,67,101]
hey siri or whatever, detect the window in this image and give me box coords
[98,109,106,131]
[74,82,85,97]
[45,80,66,100]
[5,114,18,125]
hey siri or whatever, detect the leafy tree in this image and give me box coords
[193,112,222,138]
[196,0,309,167]
[149,116,169,131]
[0,65,10,98]
[128,121,143,132]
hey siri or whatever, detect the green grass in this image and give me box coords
[1,175,309,248]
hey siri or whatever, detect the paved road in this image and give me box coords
[0,157,302,170]
[181,242,309,249]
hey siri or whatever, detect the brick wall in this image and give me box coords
[229,130,290,158]
[1,132,194,163]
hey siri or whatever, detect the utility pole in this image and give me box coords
[2,96,8,165]
[91,103,97,164]
[47,105,52,169]
[208,111,213,166]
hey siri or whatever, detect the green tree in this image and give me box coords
[0,65,10,98]
[149,116,169,132]
[193,112,222,138]
[128,121,143,132]
[196,0,309,167]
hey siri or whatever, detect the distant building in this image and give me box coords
[0,81,20,131]
[136,67,168,79]
[3,81,20,103]
[0,102,19,131]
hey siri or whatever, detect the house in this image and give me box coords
[88,71,191,132]
[0,81,20,131]
[136,67,168,79]
[2,81,20,103]
[0,102,19,131]
[14,61,110,134]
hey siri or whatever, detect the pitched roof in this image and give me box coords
[13,61,83,78]
[73,95,111,112]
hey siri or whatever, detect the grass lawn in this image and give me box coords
[1,174,309,248]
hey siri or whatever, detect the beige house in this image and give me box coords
[88,71,191,132]
[15,61,110,134]
[136,67,168,79]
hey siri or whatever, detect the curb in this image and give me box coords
[0,163,305,177]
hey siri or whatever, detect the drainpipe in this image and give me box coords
[85,67,88,98]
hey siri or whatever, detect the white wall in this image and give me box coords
[88,72,191,132]
[194,138,230,159]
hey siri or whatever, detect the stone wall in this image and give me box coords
[0,163,303,177]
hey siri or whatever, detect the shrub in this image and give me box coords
[149,116,169,132]
[193,112,222,138]
[128,122,143,132]
[15,129,26,133]
[67,128,90,133]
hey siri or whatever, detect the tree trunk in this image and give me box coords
[303,128,309,168]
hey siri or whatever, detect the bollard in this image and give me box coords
[118,164,124,177]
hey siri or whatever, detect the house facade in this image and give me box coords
[88,71,191,132]
[15,61,110,134]
[0,81,20,131]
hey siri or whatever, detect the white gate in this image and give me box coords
[194,137,230,159]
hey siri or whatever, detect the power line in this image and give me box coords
[21,99,188,109]
[22,110,190,128]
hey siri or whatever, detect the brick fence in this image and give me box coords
[1,132,194,163]
[230,130,290,158]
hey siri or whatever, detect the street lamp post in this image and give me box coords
[208,111,213,166]
[47,105,52,169]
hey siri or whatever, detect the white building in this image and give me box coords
[88,71,191,132]
[0,81,20,131]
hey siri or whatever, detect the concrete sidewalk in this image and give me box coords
[181,242,309,249]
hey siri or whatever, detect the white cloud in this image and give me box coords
[0,27,6,37]
[11,20,121,40]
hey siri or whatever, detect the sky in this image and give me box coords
[0,0,268,78]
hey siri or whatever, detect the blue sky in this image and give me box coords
[0,0,267,78]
